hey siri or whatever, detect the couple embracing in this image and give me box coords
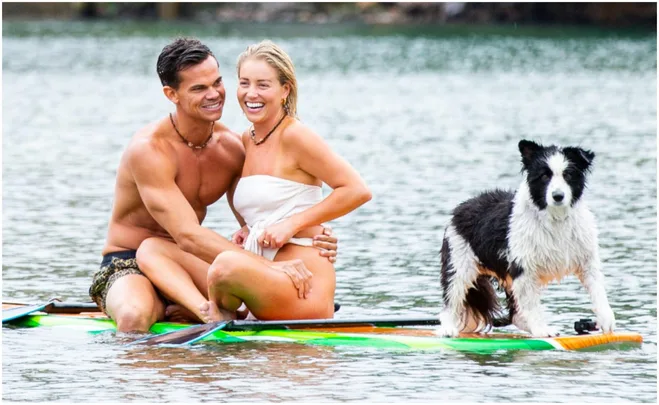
[89,37,372,332]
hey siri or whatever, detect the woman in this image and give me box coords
[199,40,371,321]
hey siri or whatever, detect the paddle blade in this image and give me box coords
[131,321,230,346]
[2,302,52,323]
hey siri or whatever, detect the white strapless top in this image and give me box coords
[233,175,323,257]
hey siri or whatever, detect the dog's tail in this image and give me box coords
[464,276,502,332]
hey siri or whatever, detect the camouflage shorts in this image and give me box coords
[89,250,144,315]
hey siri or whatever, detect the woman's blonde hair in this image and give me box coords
[237,40,298,118]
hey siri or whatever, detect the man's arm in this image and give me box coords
[128,140,264,264]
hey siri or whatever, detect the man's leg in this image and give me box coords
[104,274,165,332]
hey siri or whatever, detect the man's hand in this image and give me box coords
[271,259,313,299]
[231,225,249,247]
[313,225,337,263]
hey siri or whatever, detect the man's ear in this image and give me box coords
[163,86,179,104]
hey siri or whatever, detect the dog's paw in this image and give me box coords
[529,324,560,337]
[435,325,461,338]
[596,308,616,334]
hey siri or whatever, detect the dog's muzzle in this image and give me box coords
[552,190,565,203]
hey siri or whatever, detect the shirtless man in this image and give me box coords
[89,37,337,333]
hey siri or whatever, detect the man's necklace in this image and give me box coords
[169,113,215,149]
[250,114,287,146]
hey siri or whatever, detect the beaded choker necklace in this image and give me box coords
[169,113,214,149]
[250,114,287,146]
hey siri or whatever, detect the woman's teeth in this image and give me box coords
[246,102,264,110]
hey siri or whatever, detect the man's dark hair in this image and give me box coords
[157,37,216,88]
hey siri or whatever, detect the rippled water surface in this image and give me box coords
[2,21,656,402]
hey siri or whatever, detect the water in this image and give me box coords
[2,21,656,402]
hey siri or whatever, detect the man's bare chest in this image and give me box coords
[175,152,240,207]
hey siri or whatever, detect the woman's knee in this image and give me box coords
[136,237,165,268]
[208,251,244,289]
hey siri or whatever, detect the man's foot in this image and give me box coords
[199,301,225,323]
[164,304,201,324]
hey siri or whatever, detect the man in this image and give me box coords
[89,37,337,332]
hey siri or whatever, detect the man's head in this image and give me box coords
[157,37,225,121]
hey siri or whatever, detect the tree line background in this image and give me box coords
[3,2,656,29]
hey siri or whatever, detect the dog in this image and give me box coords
[436,140,616,337]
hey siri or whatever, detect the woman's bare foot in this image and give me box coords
[199,301,235,323]
[164,305,201,324]
[236,306,250,320]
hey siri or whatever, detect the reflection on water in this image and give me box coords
[2,21,657,402]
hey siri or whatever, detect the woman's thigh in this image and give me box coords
[214,246,335,320]
[137,238,212,296]
[274,244,336,300]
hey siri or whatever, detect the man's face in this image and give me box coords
[170,55,225,121]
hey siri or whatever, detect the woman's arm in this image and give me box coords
[259,122,371,248]
[227,174,247,228]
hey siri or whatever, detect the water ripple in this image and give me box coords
[2,22,656,402]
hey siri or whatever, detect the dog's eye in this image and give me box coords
[541,174,550,182]
[564,172,572,181]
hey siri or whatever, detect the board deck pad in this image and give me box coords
[2,303,643,353]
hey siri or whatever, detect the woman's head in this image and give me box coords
[237,40,298,123]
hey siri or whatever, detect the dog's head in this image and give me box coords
[518,140,595,211]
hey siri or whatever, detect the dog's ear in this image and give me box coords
[563,147,595,172]
[518,140,542,169]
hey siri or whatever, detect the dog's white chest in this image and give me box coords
[508,202,597,282]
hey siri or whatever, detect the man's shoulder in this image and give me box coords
[214,122,241,141]
[123,119,175,164]
[214,122,245,151]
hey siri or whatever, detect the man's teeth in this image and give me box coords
[203,102,220,108]
[246,102,264,108]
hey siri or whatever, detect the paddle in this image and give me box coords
[2,300,58,323]
[131,321,231,346]
[132,315,442,346]
[2,301,101,318]
[228,315,443,330]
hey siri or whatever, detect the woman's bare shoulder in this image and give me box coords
[280,119,323,148]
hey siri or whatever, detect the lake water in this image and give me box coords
[2,21,656,402]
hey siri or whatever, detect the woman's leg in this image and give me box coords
[205,245,336,321]
[136,237,229,323]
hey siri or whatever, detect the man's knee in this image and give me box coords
[112,305,157,333]
[105,275,164,332]
[208,251,243,288]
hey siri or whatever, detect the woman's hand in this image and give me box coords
[258,219,297,249]
[231,225,249,247]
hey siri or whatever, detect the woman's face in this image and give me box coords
[237,57,290,125]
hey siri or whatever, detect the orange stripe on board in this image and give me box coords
[554,333,643,350]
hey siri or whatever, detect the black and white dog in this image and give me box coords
[437,140,615,337]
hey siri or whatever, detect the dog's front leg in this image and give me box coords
[578,259,615,333]
[511,272,559,337]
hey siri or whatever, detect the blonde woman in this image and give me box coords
[199,40,371,321]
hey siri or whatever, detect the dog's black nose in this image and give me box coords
[552,191,565,202]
